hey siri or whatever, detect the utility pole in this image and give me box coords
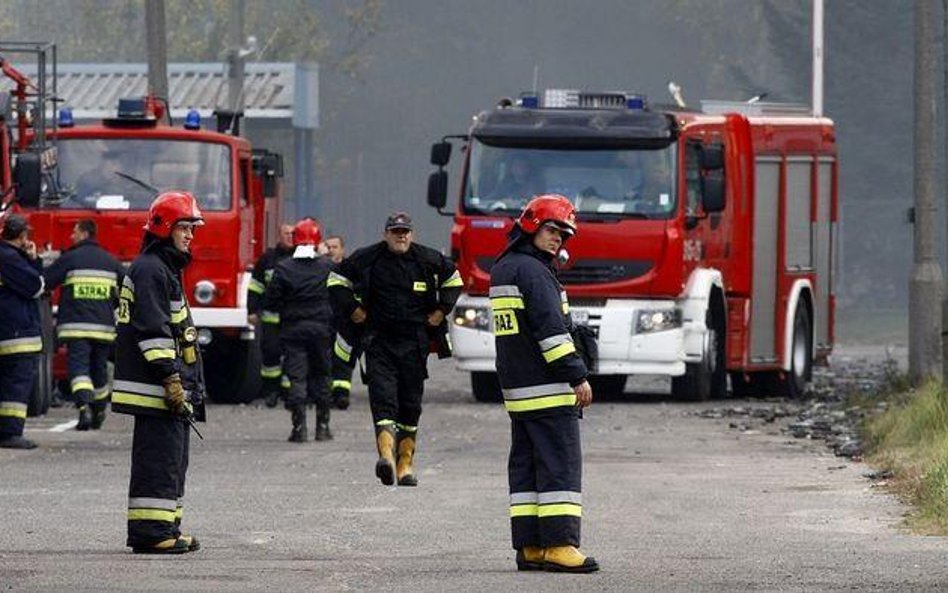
[145,0,169,102]
[227,0,246,113]
[911,0,942,383]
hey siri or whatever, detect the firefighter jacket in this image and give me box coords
[112,235,205,420]
[246,244,293,323]
[44,239,124,343]
[263,247,334,342]
[328,241,462,341]
[490,241,588,416]
[0,241,44,357]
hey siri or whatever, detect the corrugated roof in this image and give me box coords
[3,62,300,119]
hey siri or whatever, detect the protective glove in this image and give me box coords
[162,373,191,417]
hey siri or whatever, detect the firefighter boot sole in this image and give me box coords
[516,548,545,572]
[397,474,417,487]
[131,537,191,555]
[375,458,395,486]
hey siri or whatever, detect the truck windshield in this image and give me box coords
[464,141,677,220]
[54,139,232,211]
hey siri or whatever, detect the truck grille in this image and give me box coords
[477,257,652,285]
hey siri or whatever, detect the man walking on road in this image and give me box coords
[490,194,598,573]
[328,212,462,486]
[0,214,44,450]
[112,191,207,554]
[44,220,123,430]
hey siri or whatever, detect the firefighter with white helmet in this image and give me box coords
[264,217,335,442]
[490,194,598,573]
[113,190,206,554]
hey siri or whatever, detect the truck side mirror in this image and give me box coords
[430,142,452,167]
[700,143,724,170]
[701,170,725,213]
[14,152,42,208]
[427,170,448,209]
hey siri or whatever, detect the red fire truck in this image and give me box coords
[2,43,285,408]
[427,90,837,401]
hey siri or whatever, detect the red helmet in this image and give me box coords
[517,194,577,236]
[144,191,204,238]
[292,217,322,246]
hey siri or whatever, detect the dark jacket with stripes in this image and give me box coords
[490,241,587,416]
[328,241,462,338]
[263,250,334,342]
[44,239,124,343]
[0,241,44,356]
[246,244,293,319]
[112,235,205,420]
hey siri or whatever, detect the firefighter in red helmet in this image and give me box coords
[490,194,599,573]
[113,190,206,554]
[264,217,335,442]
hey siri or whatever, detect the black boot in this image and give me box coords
[76,405,93,431]
[314,407,333,441]
[263,386,281,408]
[288,407,307,442]
[0,435,37,449]
[91,403,107,430]
[331,387,350,410]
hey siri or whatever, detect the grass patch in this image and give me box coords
[863,379,948,534]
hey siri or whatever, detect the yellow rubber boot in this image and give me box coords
[516,546,545,571]
[396,432,418,486]
[543,545,600,573]
[375,425,396,485]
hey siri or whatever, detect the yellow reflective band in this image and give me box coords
[396,423,417,433]
[71,381,94,394]
[260,367,282,379]
[334,341,352,362]
[175,506,184,519]
[0,341,43,355]
[509,504,539,518]
[327,272,353,289]
[64,276,116,287]
[248,279,265,294]
[120,287,135,302]
[170,309,188,324]
[332,380,351,391]
[58,330,116,342]
[489,297,524,310]
[504,393,577,413]
[413,281,427,292]
[441,272,463,288]
[538,503,583,518]
[375,419,395,427]
[0,407,27,419]
[261,312,280,324]
[127,508,177,522]
[542,342,576,363]
[280,376,291,388]
[93,390,111,402]
[112,392,168,411]
[143,349,176,362]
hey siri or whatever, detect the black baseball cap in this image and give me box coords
[385,212,413,231]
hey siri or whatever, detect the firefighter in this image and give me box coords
[324,234,361,411]
[44,220,124,430]
[112,191,206,554]
[328,212,462,486]
[0,214,43,450]
[264,217,335,442]
[490,194,598,573]
[247,223,295,408]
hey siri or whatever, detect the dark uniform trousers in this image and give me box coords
[66,339,111,408]
[259,317,287,393]
[365,328,427,430]
[0,355,37,437]
[283,334,332,411]
[127,414,190,546]
[330,323,363,396]
[509,407,583,549]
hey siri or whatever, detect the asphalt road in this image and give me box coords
[2,349,947,592]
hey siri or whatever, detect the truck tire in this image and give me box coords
[203,332,261,404]
[671,301,727,401]
[471,371,503,403]
[773,304,812,399]
[27,298,55,417]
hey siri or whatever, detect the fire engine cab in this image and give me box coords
[427,89,837,401]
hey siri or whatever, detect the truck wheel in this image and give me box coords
[27,298,54,417]
[471,372,503,403]
[774,305,812,399]
[203,333,261,404]
[671,302,726,401]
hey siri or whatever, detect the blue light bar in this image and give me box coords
[626,94,646,110]
[519,94,540,109]
[184,109,201,130]
[58,107,74,128]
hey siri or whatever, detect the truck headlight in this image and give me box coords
[635,308,681,334]
[194,280,217,305]
[453,306,491,332]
